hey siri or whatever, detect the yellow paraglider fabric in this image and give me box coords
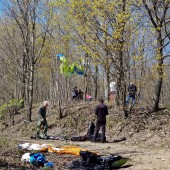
[60,56,66,63]
[60,62,72,76]
[18,143,96,156]
[48,145,86,156]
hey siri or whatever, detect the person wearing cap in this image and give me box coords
[126,82,137,106]
[35,101,49,139]
[93,98,109,143]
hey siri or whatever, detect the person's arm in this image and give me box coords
[39,108,44,121]
[128,85,130,92]
[105,106,109,115]
[95,106,98,115]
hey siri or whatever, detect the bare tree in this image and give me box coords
[142,0,170,111]
[4,0,50,121]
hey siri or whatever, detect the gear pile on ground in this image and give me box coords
[67,151,128,170]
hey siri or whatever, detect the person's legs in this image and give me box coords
[132,95,136,104]
[43,121,48,139]
[72,96,75,101]
[35,120,42,138]
[93,122,101,141]
[131,95,136,108]
[101,124,106,142]
[113,91,116,103]
[126,95,131,104]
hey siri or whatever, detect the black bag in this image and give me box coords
[100,155,122,169]
[80,151,101,166]
[86,122,95,136]
[93,165,105,170]
[67,152,125,170]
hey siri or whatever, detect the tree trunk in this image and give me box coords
[153,31,164,111]
[28,62,35,121]
[104,68,109,101]
[84,53,89,101]
[20,52,26,108]
[94,65,98,100]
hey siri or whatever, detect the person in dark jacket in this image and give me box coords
[72,86,78,101]
[35,101,49,139]
[78,89,84,101]
[93,98,109,143]
[126,82,137,106]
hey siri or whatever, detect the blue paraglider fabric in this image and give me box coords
[30,153,46,166]
[45,162,55,168]
[73,66,84,75]
[57,53,64,59]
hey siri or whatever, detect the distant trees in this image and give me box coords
[0,0,51,121]
[0,0,169,122]
[142,0,170,111]
[0,99,23,125]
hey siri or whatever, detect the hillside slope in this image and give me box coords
[0,101,170,146]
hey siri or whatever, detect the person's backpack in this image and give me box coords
[86,122,95,136]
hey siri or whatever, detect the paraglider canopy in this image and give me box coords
[57,53,64,58]
[56,53,85,76]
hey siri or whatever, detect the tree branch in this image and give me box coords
[143,0,158,28]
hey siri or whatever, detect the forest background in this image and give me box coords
[0,0,169,122]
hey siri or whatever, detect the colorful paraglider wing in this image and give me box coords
[58,58,85,76]
[77,71,84,75]
[71,62,84,75]
[57,53,64,58]
[60,63,72,76]
[70,64,75,74]
[57,53,67,62]
[60,57,67,63]
[74,66,84,75]
[60,63,64,74]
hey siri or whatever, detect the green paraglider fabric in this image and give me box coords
[59,58,84,76]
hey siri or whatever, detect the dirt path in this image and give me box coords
[19,139,170,170]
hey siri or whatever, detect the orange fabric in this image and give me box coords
[48,146,86,156]
[40,148,48,152]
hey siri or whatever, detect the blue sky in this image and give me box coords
[0,0,4,16]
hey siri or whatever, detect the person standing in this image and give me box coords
[109,81,116,102]
[126,82,137,106]
[93,99,109,143]
[72,86,78,101]
[35,101,49,139]
[78,89,84,102]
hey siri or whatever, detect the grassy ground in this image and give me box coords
[0,101,170,169]
[1,136,170,170]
